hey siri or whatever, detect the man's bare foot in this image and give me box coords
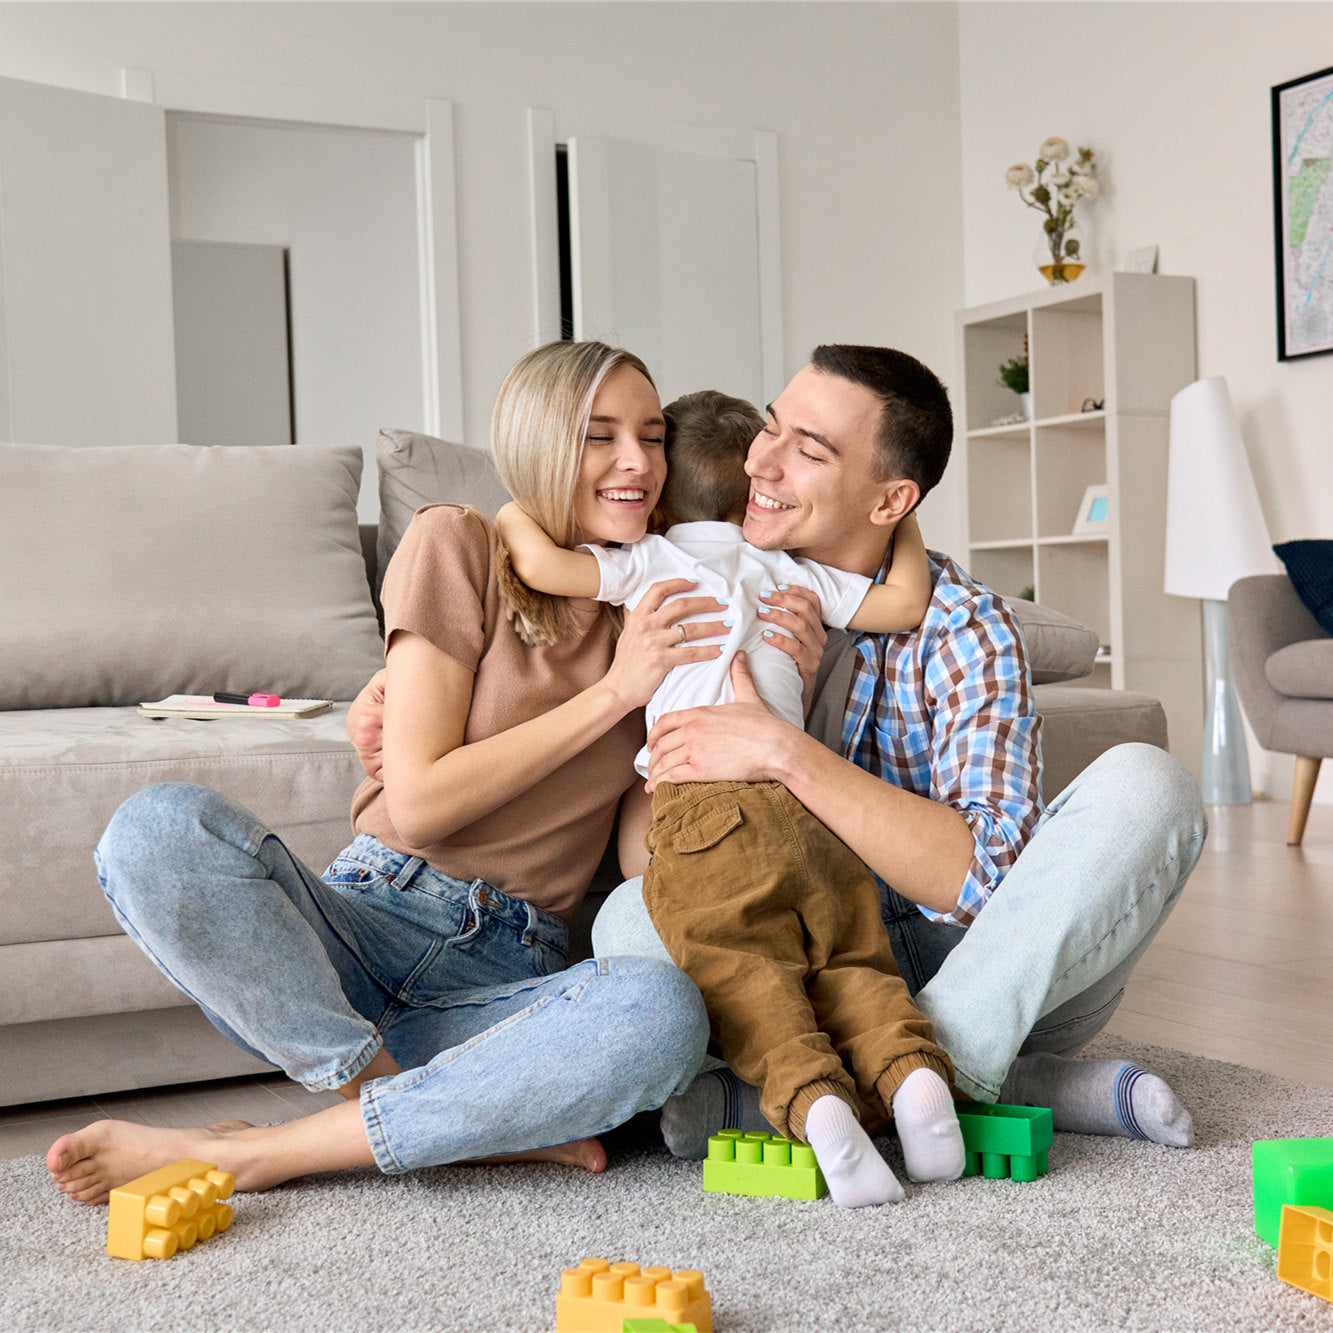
[466,1137,607,1173]
[46,1118,264,1206]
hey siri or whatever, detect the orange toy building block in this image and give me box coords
[106,1158,235,1260]
[1277,1204,1333,1302]
[556,1258,713,1333]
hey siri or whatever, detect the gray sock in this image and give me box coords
[1001,1052,1193,1147]
[659,1066,777,1160]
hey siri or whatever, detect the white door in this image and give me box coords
[567,136,765,411]
[0,75,177,446]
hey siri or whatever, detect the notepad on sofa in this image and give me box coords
[139,695,333,720]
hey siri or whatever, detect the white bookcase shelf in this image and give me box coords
[956,272,1202,767]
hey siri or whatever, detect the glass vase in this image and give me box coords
[1034,223,1086,285]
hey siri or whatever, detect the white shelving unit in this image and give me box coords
[956,272,1202,769]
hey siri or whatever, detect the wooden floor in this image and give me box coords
[3,796,1330,1162]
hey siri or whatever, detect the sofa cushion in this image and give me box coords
[0,705,363,948]
[376,428,510,591]
[1034,685,1168,799]
[1266,639,1333,699]
[0,443,385,708]
[1006,598,1100,683]
[1274,540,1333,637]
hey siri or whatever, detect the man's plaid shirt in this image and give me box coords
[839,550,1044,928]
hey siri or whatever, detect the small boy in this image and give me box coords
[495,390,964,1208]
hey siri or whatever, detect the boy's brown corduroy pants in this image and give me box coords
[644,779,953,1144]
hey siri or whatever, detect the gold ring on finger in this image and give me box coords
[677,623,688,645]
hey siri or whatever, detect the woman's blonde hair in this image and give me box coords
[490,340,655,646]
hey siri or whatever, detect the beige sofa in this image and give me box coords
[0,432,1165,1107]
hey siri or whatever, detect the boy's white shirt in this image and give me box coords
[583,521,872,778]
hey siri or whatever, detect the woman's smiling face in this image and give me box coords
[572,363,668,546]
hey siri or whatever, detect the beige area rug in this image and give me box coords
[2,1035,1332,1332]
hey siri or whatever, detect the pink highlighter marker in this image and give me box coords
[213,692,281,707]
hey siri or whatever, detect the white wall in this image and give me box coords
[0,0,966,548]
[958,0,1333,802]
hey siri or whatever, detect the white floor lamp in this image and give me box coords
[1163,377,1273,804]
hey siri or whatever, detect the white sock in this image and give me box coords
[804,1095,904,1208]
[890,1068,965,1182]
[660,1067,776,1160]
[1001,1053,1194,1147]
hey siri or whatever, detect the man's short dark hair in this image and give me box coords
[811,344,953,499]
[660,389,765,525]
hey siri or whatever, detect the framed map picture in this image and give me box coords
[1273,65,1333,359]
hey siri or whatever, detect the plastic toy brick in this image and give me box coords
[106,1158,236,1261]
[1253,1137,1333,1248]
[556,1258,712,1333]
[956,1102,1054,1181]
[702,1129,828,1200]
[1277,1204,1333,1302]
[621,1321,699,1333]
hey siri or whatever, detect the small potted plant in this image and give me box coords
[998,354,1031,419]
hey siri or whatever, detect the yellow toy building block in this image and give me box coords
[106,1158,235,1261]
[556,1258,712,1333]
[1277,1204,1333,1302]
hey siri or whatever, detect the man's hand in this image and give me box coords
[346,669,387,781]
[645,651,802,791]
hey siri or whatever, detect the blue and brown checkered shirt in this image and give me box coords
[839,550,1044,928]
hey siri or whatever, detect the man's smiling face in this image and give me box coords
[742,364,897,572]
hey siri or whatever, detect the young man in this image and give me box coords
[592,344,1206,1154]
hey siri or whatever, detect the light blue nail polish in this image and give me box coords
[777,583,789,591]
[724,620,735,628]
[760,588,773,598]
[763,629,774,638]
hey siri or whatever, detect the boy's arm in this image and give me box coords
[494,501,601,598]
[846,512,932,633]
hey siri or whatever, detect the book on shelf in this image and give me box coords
[138,695,333,720]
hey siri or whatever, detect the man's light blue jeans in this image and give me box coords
[592,743,1207,1102]
[95,783,709,1173]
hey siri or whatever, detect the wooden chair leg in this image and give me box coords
[1288,755,1322,846]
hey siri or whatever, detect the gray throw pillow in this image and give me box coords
[0,443,385,708]
[1006,597,1100,684]
[375,428,511,592]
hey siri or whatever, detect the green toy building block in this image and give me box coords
[956,1103,1054,1181]
[622,1321,698,1332]
[1277,1204,1333,1302]
[1253,1137,1333,1248]
[702,1130,828,1200]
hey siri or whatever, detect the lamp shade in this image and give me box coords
[1164,376,1273,600]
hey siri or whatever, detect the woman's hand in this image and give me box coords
[346,669,387,781]
[757,584,828,714]
[602,578,728,711]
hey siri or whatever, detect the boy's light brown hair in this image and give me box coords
[660,389,765,526]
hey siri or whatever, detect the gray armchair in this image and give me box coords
[1230,573,1333,844]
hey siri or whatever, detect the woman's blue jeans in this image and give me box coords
[593,743,1207,1102]
[95,783,708,1173]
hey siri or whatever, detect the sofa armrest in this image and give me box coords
[1230,574,1327,747]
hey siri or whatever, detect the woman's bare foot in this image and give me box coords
[48,1108,606,1207]
[466,1137,607,1173]
[46,1118,264,1206]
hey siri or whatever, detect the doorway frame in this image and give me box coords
[122,68,464,442]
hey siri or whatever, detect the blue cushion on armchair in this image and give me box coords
[1274,540,1333,637]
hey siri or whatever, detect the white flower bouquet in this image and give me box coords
[1006,137,1099,282]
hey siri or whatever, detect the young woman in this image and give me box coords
[47,341,737,1203]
